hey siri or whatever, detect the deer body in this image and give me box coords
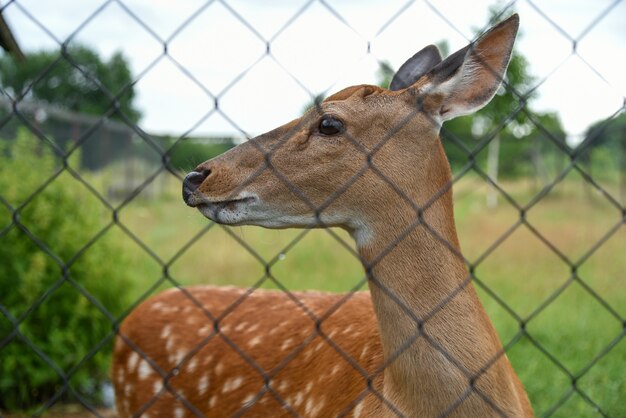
[114,15,533,417]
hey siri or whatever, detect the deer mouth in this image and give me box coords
[191,194,258,224]
[197,196,256,210]
[185,192,255,208]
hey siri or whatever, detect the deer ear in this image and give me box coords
[389,45,442,91]
[420,14,519,121]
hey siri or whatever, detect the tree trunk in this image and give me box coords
[619,128,626,205]
[487,134,500,209]
[531,136,549,191]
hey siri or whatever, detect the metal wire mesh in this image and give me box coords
[1,0,625,417]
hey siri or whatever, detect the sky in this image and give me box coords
[3,0,626,143]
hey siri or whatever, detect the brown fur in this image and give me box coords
[113,14,533,417]
[114,288,385,417]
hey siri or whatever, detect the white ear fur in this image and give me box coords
[422,14,519,122]
[436,49,499,121]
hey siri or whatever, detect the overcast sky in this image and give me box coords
[3,0,626,142]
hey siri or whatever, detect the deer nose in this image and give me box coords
[182,169,210,205]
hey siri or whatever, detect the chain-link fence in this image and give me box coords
[1,0,625,417]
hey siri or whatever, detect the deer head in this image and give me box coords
[182,14,518,250]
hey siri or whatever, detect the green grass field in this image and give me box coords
[107,172,625,417]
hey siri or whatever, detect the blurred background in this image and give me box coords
[0,0,625,416]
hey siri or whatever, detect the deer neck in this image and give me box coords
[353,139,501,415]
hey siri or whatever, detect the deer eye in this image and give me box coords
[318,116,344,136]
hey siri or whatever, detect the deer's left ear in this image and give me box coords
[418,14,519,121]
[389,45,442,91]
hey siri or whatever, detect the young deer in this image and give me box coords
[113,14,533,417]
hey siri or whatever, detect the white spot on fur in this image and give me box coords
[353,399,364,418]
[173,349,185,365]
[199,375,209,395]
[305,381,313,394]
[294,391,304,407]
[138,359,152,380]
[331,364,341,376]
[222,376,243,393]
[150,301,165,311]
[248,335,262,347]
[342,325,354,335]
[161,306,178,314]
[165,338,175,353]
[209,395,218,408]
[127,352,139,371]
[174,407,184,418]
[278,380,288,392]
[360,345,369,359]
[188,357,198,373]
[124,383,132,396]
[235,321,248,332]
[160,325,172,339]
[242,394,256,407]
[281,338,293,351]
[247,323,260,333]
[308,397,325,417]
[198,325,211,336]
[153,380,163,394]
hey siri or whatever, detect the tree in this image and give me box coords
[376,60,395,91]
[582,112,626,201]
[446,7,536,206]
[375,7,569,206]
[0,130,136,409]
[301,93,326,115]
[0,44,141,123]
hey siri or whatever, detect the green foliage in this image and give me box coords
[583,112,626,161]
[370,5,565,179]
[440,6,537,175]
[436,6,570,179]
[375,60,394,89]
[166,137,235,171]
[301,93,327,115]
[442,111,567,178]
[0,44,141,123]
[0,130,135,410]
[585,112,626,147]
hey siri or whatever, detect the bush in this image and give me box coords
[166,137,234,171]
[0,130,135,410]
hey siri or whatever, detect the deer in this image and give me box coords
[113,14,533,417]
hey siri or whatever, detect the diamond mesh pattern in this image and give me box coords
[1,0,625,417]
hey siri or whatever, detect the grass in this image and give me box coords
[94,170,626,416]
